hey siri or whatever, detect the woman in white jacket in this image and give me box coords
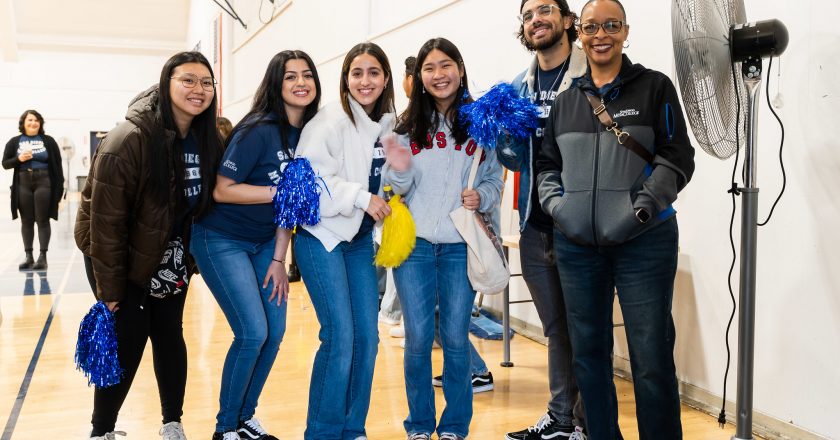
[293,42,396,440]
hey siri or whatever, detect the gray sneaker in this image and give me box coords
[160,422,187,440]
[89,432,126,440]
[439,433,465,440]
[406,433,431,440]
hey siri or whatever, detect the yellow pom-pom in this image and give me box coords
[375,195,416,268]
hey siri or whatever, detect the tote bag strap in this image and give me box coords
[466,146,483,191]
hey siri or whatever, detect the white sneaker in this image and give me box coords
[160,421,187,440]
[89,432,126,440]
[389,326,405,338]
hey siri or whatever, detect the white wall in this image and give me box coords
[188,0,839,438]
[0,50,172,191]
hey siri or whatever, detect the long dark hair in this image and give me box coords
[517,0,579,50]
[395,38,472,147]
[18,109,45,136]
[231,50,322,159]
[340,42,395,125]
[147,51,222,219]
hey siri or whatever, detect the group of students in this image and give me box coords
[74,0,695,439]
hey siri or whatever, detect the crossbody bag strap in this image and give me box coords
[585,93,655,164]
[466,146,483,190]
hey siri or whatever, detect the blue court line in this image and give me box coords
[1,295,62,440]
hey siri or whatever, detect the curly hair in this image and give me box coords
[517,0,579,51]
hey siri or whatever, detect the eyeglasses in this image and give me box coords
[171,74,217,92]
[518,4,560,24]
[578,20,626,35]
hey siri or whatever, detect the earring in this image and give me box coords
[460,78,463,87]
[623,40,630,49]
[422,87,426,94]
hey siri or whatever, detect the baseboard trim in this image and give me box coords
[482,307,829,440]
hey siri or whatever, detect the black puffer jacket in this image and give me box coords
[75,86,195,302]
[537,55,695,246]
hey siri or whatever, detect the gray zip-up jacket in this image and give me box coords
[537,56,695,246]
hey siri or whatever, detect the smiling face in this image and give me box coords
[521,0,572,51]
[169,62,214,126]
[23,113,41,136]
[282,58,317,116]
[346,53,388,114]
[579,0,628,70]
[420,49,464,113]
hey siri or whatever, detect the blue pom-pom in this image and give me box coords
[75,301,123,388]
[460,82,540,150]
[273,157,322,229]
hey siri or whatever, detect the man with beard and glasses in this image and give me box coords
[496,1,587,439]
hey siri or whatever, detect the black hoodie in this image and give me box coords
[536,55,695,246]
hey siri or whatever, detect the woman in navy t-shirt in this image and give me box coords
[2,109,64,270]
[190,50,321,440]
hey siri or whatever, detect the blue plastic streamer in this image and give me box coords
[273,157,322,229]
[460,82,540,150]
[75,301,123,388]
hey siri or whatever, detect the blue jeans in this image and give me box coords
[294,229,379,440]
[394,239,475,438]
[434,311,488,375]
[190,223,288,432]
[553,218,682,440]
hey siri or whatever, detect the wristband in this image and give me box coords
[272,258,285,264]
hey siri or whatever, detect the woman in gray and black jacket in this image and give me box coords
[536,0,694,438]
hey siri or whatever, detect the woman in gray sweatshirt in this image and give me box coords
[383,37,503,440]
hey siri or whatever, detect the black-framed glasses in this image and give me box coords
[578,20,626,35]
[171,74,217,92]
[518,4,560,24]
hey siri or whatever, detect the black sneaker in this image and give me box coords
[432,372,494,393]
[504,412,586,440]
[211,431,240,440]
[472,371,494,393]
[237,417,277,440]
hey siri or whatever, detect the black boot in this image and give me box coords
[32,251,47,271]
[19,251,34,271]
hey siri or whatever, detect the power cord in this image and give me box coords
[718,59,742,428]
[758,56,787,226]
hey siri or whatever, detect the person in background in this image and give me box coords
[75,51,224,440]
[378,55,417,335]
[192,50,321,440]
[537,0,695,437]
[498,1,588,438]
[216,116,233,142]
[384,37,504,440]
[3,109,65,271]
[293,42,396,440]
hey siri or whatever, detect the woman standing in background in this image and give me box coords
[3,109,64,271]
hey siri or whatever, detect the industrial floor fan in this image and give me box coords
[671,1,788,439]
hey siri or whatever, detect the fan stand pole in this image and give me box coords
[733,57,762,440]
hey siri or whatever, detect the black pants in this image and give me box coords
[84,256,188,435]
[18,169,51,252]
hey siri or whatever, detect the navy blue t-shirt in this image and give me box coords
[182,133,201,209]
[171,133,201,238]
[199,118,300,242]
[358,139,386,235]
[18,135,49,170]
[528,61,569,232]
